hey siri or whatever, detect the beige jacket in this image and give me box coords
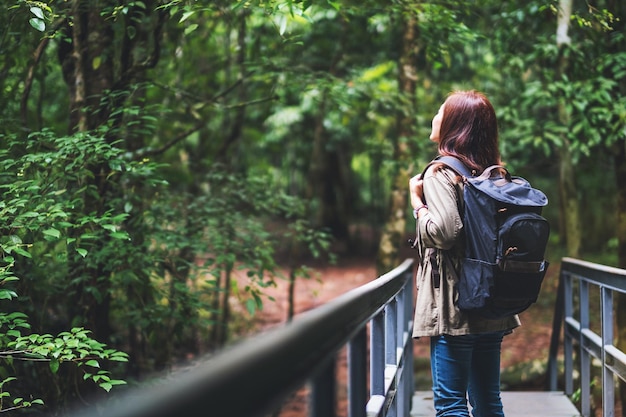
[412,164,520,338]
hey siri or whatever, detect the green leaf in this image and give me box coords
[126,25,136,40]
[110,232,130,240]
[30,7,45,19]
[49,359,59,374]
[1,377,17,385]
[43,228,61,239]
[327,0,340,11]
[180,11,194,23]
[0,290,17,300]
[245,298,257,315]
[85,360,100,368]
[359,61,394,82]
[108,379,127,386]
[13,247,32,258]
[184,23,198,35]
[108,355,129,362]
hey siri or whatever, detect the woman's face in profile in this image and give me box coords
[429,104,444,143]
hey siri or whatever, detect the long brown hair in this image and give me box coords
[437,90,501,173]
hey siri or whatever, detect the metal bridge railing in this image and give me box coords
[548,257,626,417]
[68,258,416,417]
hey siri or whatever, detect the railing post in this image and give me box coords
[403,271,414,415]
[548,272,565,391]
[601,287,614,417]
[348,328,367,417]
[369,310,386,413]
[395,277,413,417]
[386,300,398,368]
[310,357,337,417]
[580,280,591,417]
[396,284,406,417]
[397,290,405,359]
[385,300,398,417]
[564,270,574,396]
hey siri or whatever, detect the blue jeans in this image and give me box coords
[430,331,506,417]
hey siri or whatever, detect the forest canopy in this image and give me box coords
[1,0,625,414]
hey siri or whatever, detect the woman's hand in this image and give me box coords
[409,174,425,209]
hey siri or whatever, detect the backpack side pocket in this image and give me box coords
[457,258,493,311]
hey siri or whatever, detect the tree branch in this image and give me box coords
[20,19,65,128]
[135,91,278,160]
[137,121,206,159]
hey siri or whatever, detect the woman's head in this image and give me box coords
[434,90,500,173]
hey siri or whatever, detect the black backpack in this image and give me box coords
[420,156,550,319]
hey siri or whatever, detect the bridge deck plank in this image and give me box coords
[411,391,581,417]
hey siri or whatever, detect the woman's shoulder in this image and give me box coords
[423,163,462,184]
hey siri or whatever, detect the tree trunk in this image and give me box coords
[555,0,581,258]
[307,93,351,244]
[306,17,352,245]
[209,268,224,349]
[218,263,234,347]
[376,10,419,275]
[558,144,581,257]
[287,267,297,322]
[59,1,116,343]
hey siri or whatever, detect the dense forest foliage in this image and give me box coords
[0,0,625,414]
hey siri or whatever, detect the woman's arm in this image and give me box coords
[414,168,462,250]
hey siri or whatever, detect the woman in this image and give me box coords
[409,90,520,417]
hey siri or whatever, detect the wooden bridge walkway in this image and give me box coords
[411,391,581,417]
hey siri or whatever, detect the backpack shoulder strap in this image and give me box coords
[422,155,473,178]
